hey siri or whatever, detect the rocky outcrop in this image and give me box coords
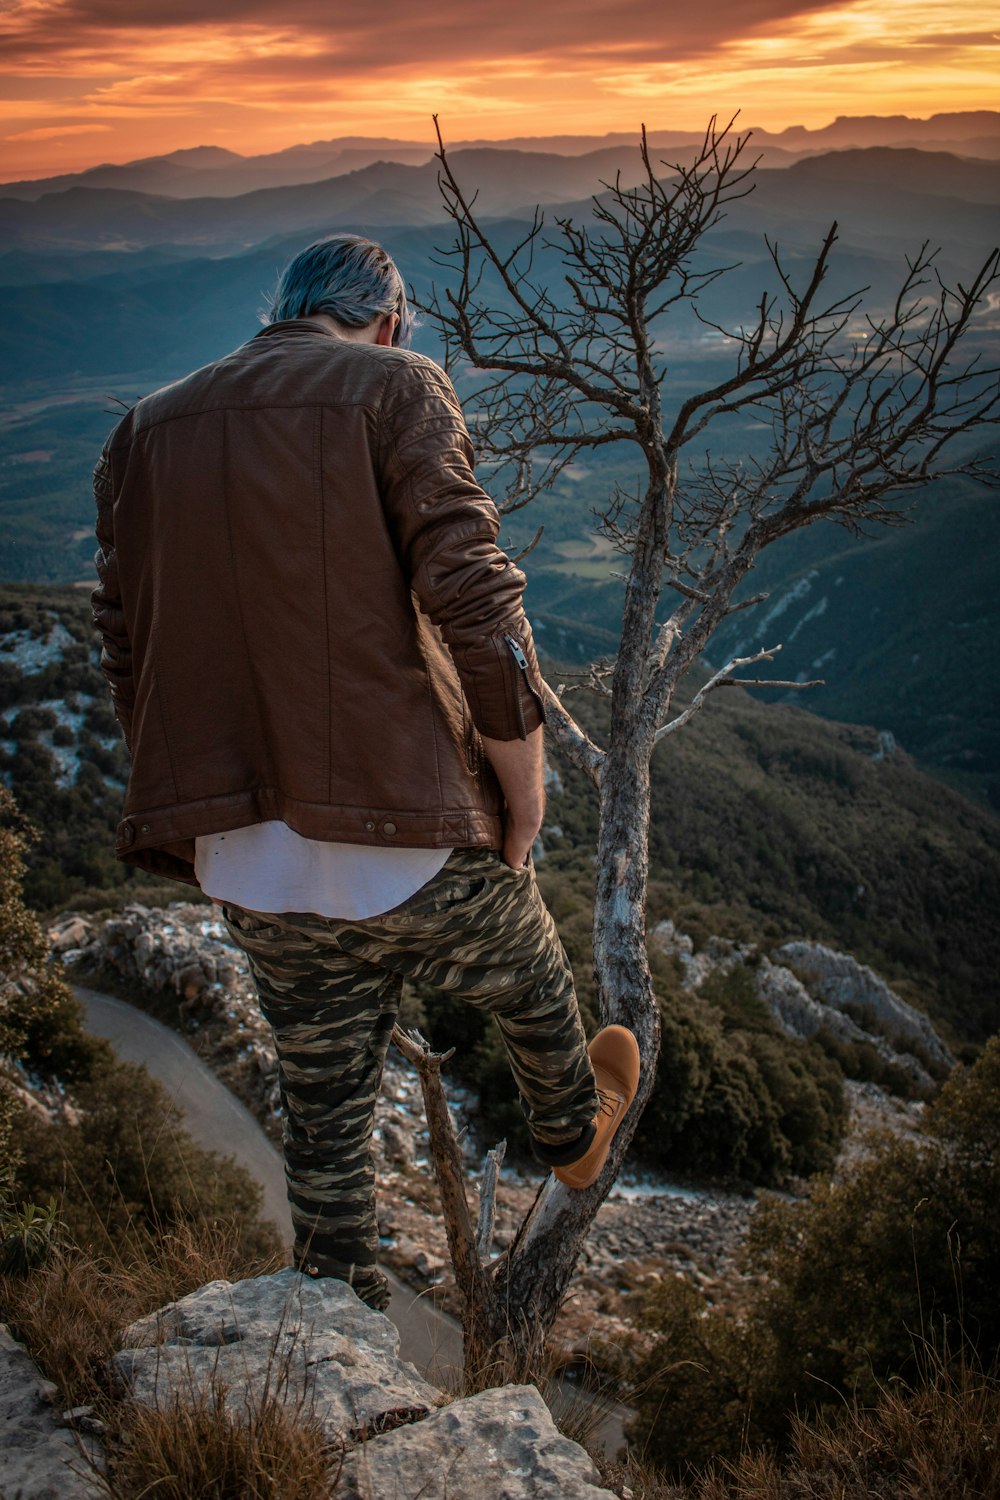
[651,921,951,1091]
[650,920,754,991]
[0,1324,102,1500]
[114,1269,615,1499]
[51,904,246,1011]
[752,955,938,1091]
[52,903,284,1125]
[774,941,954,1070]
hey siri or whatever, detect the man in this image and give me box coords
[92,233,640,1310]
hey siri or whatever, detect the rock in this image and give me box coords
[650,919,752,989]
[112,1271,614,1498]
[47,915,94,954]
[114,1269,438,1439]
[775,941,953,1069]
[412,1248,445,1281]
[543,754,563,795]
[337,1384,615,1499]
[0,1324,103,1499]
[380,1119,415,1166]
[650,917,947,1091]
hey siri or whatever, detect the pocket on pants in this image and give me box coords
[222,903,287,948]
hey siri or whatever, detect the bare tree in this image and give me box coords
[395,115,1000,1385]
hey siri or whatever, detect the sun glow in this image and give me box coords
[0,0,997,176]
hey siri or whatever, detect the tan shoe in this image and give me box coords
[554,1025,641,1190]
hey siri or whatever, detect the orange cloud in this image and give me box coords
[5,120,111,140]
[1,0,997,177]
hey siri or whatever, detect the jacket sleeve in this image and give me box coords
[377,354,546,741]
[91,433,135,750]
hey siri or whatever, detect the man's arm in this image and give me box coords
[481,725,545,868]
[377,354,547,745]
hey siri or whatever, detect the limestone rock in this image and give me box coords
[0,1324,102,1500]
[751,955,939,1092]
[338,1384,615,1499]
[113,1268,438,1438]
[775,940,953,1069]
[113,1271,615,1497]
[752,954,832,1040]
[47,914,95,954]
[650,919,753,989]
[651,918,948,1091]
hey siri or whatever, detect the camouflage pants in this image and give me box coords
[222,847,598,1311]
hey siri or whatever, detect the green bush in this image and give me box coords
[11,1054,279,1263]
[623,1036,1000,1476]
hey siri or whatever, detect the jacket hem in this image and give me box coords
[116,790,505,882]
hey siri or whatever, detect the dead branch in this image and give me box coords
[654,646,824,741]
[540,681,605,785]
[390,1025,490,1313]
[475,1140,507,1261]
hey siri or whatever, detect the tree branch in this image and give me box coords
[475,1140,507,1262]
[653,646,823,742]
[390,1026,491,1315]
[541,681,605,786]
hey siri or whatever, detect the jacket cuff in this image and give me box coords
[462,624,547,741]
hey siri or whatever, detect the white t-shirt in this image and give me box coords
[194,821,451,919]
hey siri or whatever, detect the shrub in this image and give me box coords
[623,1036,1000,1475]
[11,1053,280,1264]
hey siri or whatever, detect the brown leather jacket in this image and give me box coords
[92,318,546,886]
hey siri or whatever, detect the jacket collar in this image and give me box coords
[252,317,343,342]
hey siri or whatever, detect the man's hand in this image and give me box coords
[480,726,545,868]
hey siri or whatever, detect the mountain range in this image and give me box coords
[1,145,998,257]
[3,110,998,201]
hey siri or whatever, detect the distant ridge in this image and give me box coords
[1,143,997,256]
[3,111,998,202]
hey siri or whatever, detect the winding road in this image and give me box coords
[73,984,464,1384]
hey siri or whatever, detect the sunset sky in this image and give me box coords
[1,0,998,178]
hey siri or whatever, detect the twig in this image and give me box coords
[654,645,822,741]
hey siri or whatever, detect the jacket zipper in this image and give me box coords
[504,631,532,739]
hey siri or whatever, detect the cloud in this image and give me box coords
[1,0,998,176]
[4,119,111,139]
[0,0,852,75]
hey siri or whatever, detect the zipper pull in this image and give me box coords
[504,633,529,671]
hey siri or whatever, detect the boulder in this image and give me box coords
[338,1384,615,1499]
[0,1324,102,1500]
[114,1269,437,1437]
[112,1270,615,1498]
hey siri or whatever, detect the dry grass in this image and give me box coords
[590,1338,1000,1499]
[96,1377,342,1500]
[0,1215,283,1408]
[1,1219,342,1498]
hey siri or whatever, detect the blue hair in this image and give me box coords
[265,233,413,347]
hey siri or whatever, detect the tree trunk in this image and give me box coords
[480,728,662,1371]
